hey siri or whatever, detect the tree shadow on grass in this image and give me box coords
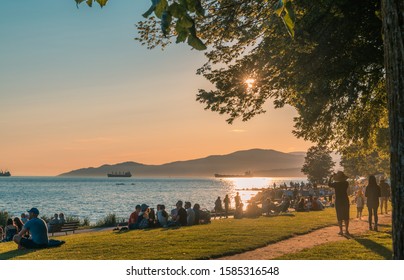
[0,248,36,260]
[354,238,392,259]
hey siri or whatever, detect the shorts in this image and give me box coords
[20,238,48,249]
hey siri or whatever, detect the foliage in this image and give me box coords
[81,217,90,227]
[0,211,9,228]
[301,145,335,184]
[340,139,390,178]
[95,213,117,227]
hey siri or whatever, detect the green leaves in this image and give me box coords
[95,0,108,8]
[74,0,207,50]
[274,0,296,37]
[143,0,161,18]
[141,0,207,50]
[75,0,108,8]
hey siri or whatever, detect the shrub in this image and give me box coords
[95,213,117,227]
[0,210,9,227]
[81,217,90,227]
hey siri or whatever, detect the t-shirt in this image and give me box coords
[23,217,49,245]
[128,212,138,226]
[157,210,168,227]
[177,208,187,226]
[186,208,195,226]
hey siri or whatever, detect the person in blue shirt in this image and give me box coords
[13,207,49,249]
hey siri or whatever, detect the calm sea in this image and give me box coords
[0,176,306,224]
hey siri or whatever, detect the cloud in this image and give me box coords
[230,129,246,133]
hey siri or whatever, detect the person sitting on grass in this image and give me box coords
[311,197,324,211]
[136,204,151,229]
[128,205,141,230]
[13,207,49,249]
[167,200,187,227]
[156,204,168,227]
[275,195,291,213]
[185,201,195,226]
[4,218,18,242]
[296,197,309,212]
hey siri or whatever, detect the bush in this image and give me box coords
[81,217,90,227]
[95,213,117,227]
[0,211,9,227]
[65,215,80,223]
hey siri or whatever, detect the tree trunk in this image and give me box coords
[382,0,404,259]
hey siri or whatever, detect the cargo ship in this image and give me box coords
[214,171,252,178]
[107,171,132,177]
[0,170,11,177]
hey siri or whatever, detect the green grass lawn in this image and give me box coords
[0,209,339,260]
[0,204,392,260]
[277,225,393,260]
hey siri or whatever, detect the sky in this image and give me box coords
[0,0,313,176]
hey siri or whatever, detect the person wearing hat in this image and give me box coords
[13,207,49,249]
[379,177,391,214]
[328,171,350,235]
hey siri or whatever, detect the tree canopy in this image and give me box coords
[301,145,335,184]
[135,0,387,154]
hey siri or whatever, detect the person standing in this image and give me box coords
[223,194,231,218]
[379,177,391,214]
[365,175,382,231]
[13,207,49,249]
[234,192,241,209]
[355,189,365,220]
[328,171,350,235]
[214,197,223,219]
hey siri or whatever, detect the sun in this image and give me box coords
[245,78,255,88]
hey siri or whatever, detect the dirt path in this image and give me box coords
[219,214,392,260]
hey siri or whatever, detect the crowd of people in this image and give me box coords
[124,200,211,230]
[0,208,50,249]
[1,173,391,250]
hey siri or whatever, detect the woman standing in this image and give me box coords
[365,175,381,231]
[328,171,350,235]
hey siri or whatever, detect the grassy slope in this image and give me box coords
[1,209,337,260]
[0,204,391,260]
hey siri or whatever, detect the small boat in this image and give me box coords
[107,171,132,178]
[0,170,11,177]
[214,171,253,178]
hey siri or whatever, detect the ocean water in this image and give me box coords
[0,176,306,224]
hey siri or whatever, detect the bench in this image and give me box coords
[48,221,80,236]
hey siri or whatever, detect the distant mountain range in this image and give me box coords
[58,148,307,178]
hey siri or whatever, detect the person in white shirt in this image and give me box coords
[184,201,195,226]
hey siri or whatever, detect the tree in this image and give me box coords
[301,145,335,185]
[381,0,404,259]
[76,0,404,258]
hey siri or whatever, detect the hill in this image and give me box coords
[58,148,306,177]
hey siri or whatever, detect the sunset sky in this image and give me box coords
[0,0,313,176]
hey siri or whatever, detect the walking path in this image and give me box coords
[219,214,392,260]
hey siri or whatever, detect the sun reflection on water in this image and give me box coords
[216,177,305,210]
